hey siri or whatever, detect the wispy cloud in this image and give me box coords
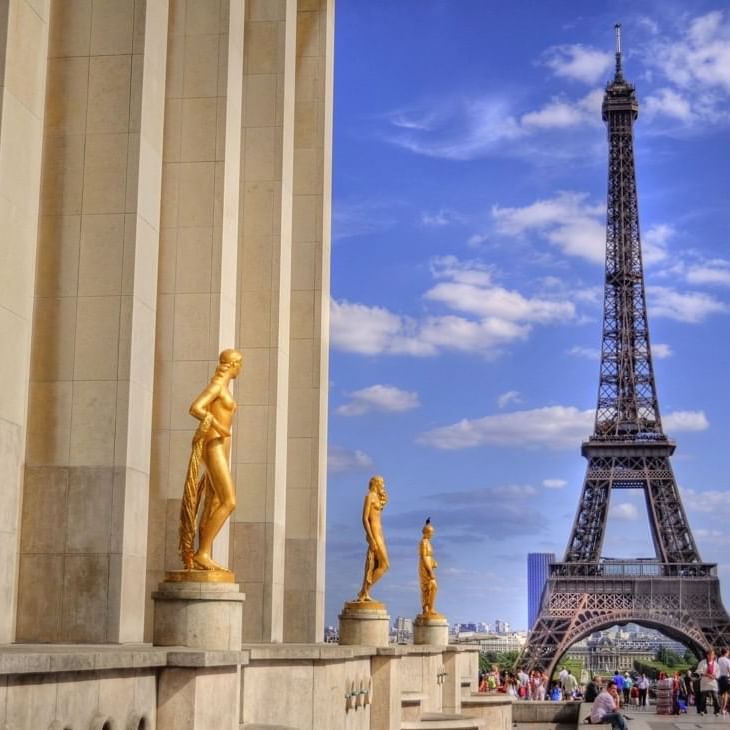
[543,478,567,489]
[330,256,575,358]
[609,502,639,521]
[521,89,603,129]
[336,384,420,416]
[420,208,465,227]
[647,285,728,323]
[568,345,600,360]
[328,446,375,474]
[651,343,673,359]
[386,96,524,161]
[332,199,398,240]
[542,44,614,85]
[686,259,730,287]
[642,224,674,265]
[640,11,730,126]
[417,405,709,450]
[497,390,522,409]
[681,488,730,513]
[492,191,606,263]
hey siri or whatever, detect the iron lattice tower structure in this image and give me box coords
[522,26,730,674]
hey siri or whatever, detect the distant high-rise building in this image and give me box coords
[494,619,510,634]
[527,553,556,630]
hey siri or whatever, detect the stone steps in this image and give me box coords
[401,711,487,729]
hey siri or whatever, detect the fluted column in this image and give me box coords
[283,0,333,643]
[229,0,297,643]
[17,0,168,643]
[145,0,244,641]
[0,0,51,643]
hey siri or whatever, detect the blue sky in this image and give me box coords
[325,1,730,631]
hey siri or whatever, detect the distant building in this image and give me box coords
[394,616,414,644]
[494,619,510,634]
[527,552,556,630]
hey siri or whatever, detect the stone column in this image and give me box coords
[0,0,51,643]
[371,652,402,730]
[17,0,168,643]
[283,0,334,644]
[229,0,298,643]
[145,0,243,641]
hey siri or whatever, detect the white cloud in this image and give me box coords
[642,224,674,266]
[417,405,709,451]
[641,11,730,124]
[609,502,639,521]
[647,286,728,323]
[643,89,694,123]
[686,259,730,287]
[418,405,594,450]
[651,12,730,94]
[521,89,603,129]
[542,44,614,85]
[337,385,420,416]
[651,343,672,359]
[681,488,730,513]
[492,191,606,264]
[328,446,375,474]
[568,345,600,360]
[497,390,522,409]
[331,256,575,358]
[330,300,432,356]
[543,479,567,489]
[425,257,575,323]
[662,410,709,433]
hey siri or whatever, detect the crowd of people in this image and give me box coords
[477,646,730,725]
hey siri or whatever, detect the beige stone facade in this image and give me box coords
[1,0,331,648]
[0,1,493,728]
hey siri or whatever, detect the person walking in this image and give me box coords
[637,673,649,708]
[622,673,633,705]
[718,647,730,715]
[696,648,721,716]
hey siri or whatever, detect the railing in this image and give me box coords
[549,560,717,578]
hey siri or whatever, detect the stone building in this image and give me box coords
[0,1,485,728]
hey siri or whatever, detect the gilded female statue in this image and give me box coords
[419,517,441,617]
[356,475,390,602]
[179,348,242,572]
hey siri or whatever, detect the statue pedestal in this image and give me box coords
[413,613,449,645]
[338,600,390,647]
[152,578,245,650]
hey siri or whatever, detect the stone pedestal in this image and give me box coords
[338,600,390,647]
[152,581,246,650]
[413,614,449,645]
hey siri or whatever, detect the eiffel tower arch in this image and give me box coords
[521,26,730,675]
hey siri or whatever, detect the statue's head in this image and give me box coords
[369,474,385,493]
[422,517,434,537]
[218,348,243,378]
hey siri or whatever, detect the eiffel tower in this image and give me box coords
[522,26,730,673]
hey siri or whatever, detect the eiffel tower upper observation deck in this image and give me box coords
[522,26,730,673]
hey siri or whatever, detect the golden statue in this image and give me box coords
[355,475,389,603]
[418,517,442,618]
[177,348,242,578]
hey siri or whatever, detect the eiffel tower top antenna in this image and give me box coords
[614,23,623,81]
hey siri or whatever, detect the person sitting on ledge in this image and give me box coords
[590,680,627,730]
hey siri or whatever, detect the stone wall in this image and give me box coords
[0,643,487,730]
